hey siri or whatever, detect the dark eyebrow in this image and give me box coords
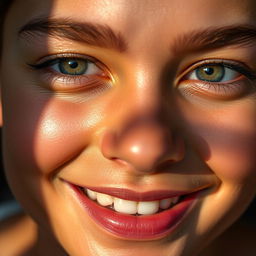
[18,17,127,52]
[19,18,256,56]
[171,25,256,55]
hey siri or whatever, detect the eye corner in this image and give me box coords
[26,53,114,94]
[175,59,256,101]
[179,60,256,84]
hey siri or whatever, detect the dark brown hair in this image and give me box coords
[0,0,13,28]
[0,0,13,53]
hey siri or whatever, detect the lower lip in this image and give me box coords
[69,184,198,240]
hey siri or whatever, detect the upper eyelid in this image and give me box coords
[28,53,102,70]
[38,52,97,62]
[31,58,93,70]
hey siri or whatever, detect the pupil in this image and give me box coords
[196,65,224,82]
[68,61,78,69]
[203,67,214,76]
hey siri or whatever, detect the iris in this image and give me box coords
[59,59,88,75]
[196,65,225,82]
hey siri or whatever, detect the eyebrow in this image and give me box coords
[18,18,256,55]
[18,17,127,52]
[171,25,256,55]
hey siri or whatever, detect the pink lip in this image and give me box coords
[66,182,202,240]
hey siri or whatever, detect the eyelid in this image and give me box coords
[27,53,113,94]
[177,59,256,101]
[28,53,109,74]
[178,59,256,82]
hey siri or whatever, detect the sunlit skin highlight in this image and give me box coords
[0,0,256,256]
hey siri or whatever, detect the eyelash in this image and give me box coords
[28,53,111,92]
[178,60,256,99]
[184,60,256,80]
[29,54,256,100]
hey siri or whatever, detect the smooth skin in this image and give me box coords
[0,0,256,255]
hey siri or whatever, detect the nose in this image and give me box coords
[100,89,185,173]
[101,122,184,173]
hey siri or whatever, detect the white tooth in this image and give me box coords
[86,189,97,200]
[172,196,179,204]
[137,201,159,215]
[97,193,113,206]
[159,198,172,209]
[114,198,137,214]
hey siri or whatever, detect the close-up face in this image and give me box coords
[1,0,256,255]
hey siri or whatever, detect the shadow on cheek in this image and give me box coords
[190,121,256,169]
[0,1,67,254]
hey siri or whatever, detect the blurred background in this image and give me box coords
[0,132,22,221]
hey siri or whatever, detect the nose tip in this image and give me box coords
[101,124,184,173]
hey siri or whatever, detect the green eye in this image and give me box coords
[179,61,256,100]
[195,65,225,82]
[57,59,88,75]
[186,63,241,83]
[29,55,111,92]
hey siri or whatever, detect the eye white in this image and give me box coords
[51,60,101,75]
[187,66,239,82]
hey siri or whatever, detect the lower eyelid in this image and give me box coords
[178,78,253,100]
[36,69,111,92]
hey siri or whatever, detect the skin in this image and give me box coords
[0,0,256,255]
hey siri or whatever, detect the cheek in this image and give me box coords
[2,81,103,175]
[31,99,107,174]
[34,101,90,173]
[206,130,256,181]
[189,102,256,182]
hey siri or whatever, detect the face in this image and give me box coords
[1,0,256,255]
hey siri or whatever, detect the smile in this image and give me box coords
[83,187,181,215]
[65,181,206,240]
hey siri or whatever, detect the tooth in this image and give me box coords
[137,201,159,215]
[159,198,172,209]
[97,193,113,206]
[172,196,179,204]
[86,189,97,200]
[114,198,137,214]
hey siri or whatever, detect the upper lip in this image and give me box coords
[66,181,209,201]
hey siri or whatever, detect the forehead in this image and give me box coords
[3,0,256,61]
[6,0,256,30]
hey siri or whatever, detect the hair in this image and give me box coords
[0,0,14,54]
[0,0,13,22]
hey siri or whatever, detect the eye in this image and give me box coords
[29,55,112,93]
[178,60,256,100]
[51,58,100,76]
[186,64,239,82]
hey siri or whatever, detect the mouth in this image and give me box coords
[80,187,185,215]
[64,180,207,240]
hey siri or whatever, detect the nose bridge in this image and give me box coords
[100,73,184,173]
[119,64,170,124]
[113,66,172,146]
